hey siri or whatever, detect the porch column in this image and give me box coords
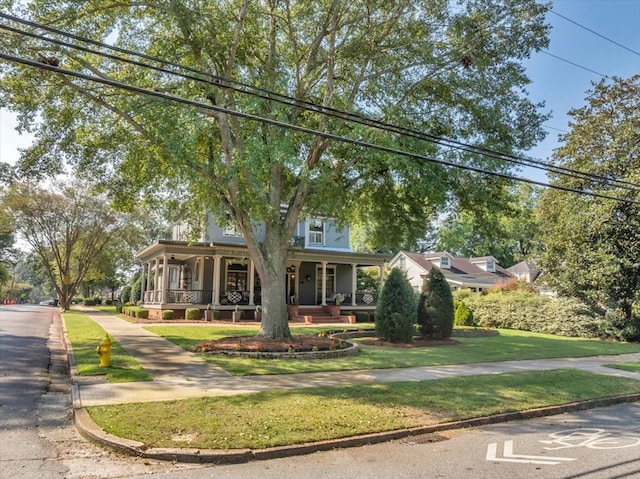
[154,257,159,303]
[213,255,221,306]
[351,263,357,306]
[162,254,169,303]
[147,261,153,303]
[321,261,327,306]
[248,259,255,306]
[140,263,146,304]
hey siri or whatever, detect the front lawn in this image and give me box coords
[64,310,152,383]
[86,369,640,450]
[605,362,640,373]
[146,325,640,376]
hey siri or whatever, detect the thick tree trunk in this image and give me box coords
[256,237,292,339]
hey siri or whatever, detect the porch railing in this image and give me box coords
[142,289,377,306]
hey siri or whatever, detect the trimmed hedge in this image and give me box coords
[83,298,96,306]
[122,306,150,319]
[455,290,603,338]
[355,312,370,323]
[162,309,175,320]
[185,308,201,320]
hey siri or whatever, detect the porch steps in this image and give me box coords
[291,307,343,324]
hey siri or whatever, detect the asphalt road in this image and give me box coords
[1,304,638,479]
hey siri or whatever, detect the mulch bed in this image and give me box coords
[196,335,348,353]
[196,334,460,353]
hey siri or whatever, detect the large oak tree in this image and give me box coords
[0,0,550,338]
[538,75,640,328]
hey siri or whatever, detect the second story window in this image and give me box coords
[308,218,324,245]
[223,224,243,237]
[440,256,450,269]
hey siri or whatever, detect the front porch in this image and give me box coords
[136,240,386,321]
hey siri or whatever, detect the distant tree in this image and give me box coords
[418,267,454,339]
[375,268,416,343]
[436,184,541,266]
[537,75,640,334]
[4,181,124,310]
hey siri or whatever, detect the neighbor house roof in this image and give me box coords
[394,251,515,289]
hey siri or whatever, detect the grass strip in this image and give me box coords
[146,325,640,376]
[64,310,152,383]
[604,362,640,373]
[86,369,640,450]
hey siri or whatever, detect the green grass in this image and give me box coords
[604,362,640,373]
[146,325,640,376]
[64,310,152,383]
[86,369,640,450]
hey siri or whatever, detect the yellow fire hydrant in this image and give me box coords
[96,334,112,368]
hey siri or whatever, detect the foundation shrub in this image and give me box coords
[185,308,201,320]
[162,310,175,320]
[355,312,370,323]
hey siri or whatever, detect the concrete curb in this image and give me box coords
[58,311,640,464]
[73,393,640,464]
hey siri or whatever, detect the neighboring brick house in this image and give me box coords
[136,212,388,320]
[389,251,515,293]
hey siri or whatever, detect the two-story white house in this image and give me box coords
[136,212,389,320]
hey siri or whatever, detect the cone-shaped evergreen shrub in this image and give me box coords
[418,267,454,339]
[375,267,416,342]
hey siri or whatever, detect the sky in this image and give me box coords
[1,0,639,184]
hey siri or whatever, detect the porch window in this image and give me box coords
[226,262,248,291]
[308,218,324,245]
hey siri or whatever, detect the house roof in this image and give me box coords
[395,251,514,289]
[507,261,541,282]
[137,239,390,266]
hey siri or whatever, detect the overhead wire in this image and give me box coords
[2,12,637,193]
[1,51,637,206]
[0,14,638,201]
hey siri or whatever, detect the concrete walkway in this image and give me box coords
[70,308,640,407]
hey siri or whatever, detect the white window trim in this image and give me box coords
[440,256,451,269]
[307,218,325,246]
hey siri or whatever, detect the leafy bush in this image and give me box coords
[162,310,175,320]
[456,290,604,337]
[454,301,474,326]
[93,297,102,305]
[131,276,142,304]
[120,285,131,304]
[213,310,222,320]
[375,267,416,343]
[418,267,454,339]
[355,312,370,323]
[602,310,640,342]
[115,302,123,314]
[83,298,96,306]
[185,308,201,320]
[136,308,149,319]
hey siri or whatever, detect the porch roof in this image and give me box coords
[137,239,390,266]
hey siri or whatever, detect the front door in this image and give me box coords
[316,266,335,304]
[168,266,180,290]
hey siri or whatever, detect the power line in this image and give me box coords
[541,51,608,78]
[550,10,640,57]
[1,51,638,206]
[2,15,638,194]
